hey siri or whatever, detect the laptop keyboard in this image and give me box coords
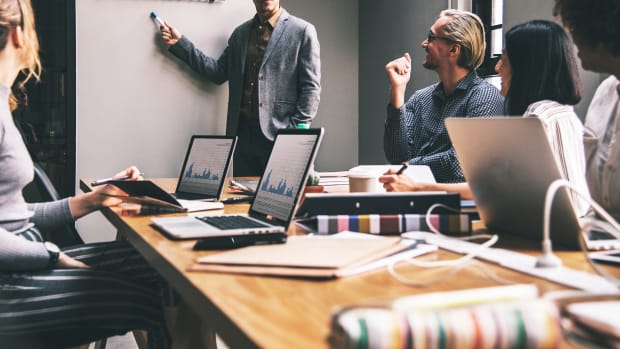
[197,215,270,230]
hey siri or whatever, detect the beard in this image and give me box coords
[422,51,438,70]
[422,59,438,70]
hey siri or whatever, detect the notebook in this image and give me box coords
[172,135,237,201]
[445,117,584,249]
[151,128,324,239]
[190,233,437,279]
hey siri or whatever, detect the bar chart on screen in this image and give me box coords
[252,134,317,220]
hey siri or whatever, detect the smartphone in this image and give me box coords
[193,233,287,250]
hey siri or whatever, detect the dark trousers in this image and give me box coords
[0,229,175,349]
[234,116,274,176]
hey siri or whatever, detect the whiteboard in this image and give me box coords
[76,0,255,179]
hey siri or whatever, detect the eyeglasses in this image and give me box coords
[426,31,452,43]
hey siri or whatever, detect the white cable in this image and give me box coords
[541,179,620,289]
[389,202,522,287]
[404,234,498,268]
[388,258,517,287]
[579,218,620,288]
[424,203,460,235]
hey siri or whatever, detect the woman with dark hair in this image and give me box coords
[554,0,620,221]
[380,20,590,217]
[0,0,176,347]
[500,20,582,115]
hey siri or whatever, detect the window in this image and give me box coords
[472,0,503,77]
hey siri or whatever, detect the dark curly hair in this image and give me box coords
[553,0,620,56]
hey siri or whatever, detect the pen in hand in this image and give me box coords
[91,173,144,187]
[395,163,409,175]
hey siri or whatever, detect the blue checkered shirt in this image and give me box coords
[384,71,504,183]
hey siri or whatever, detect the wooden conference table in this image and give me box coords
[80,178,619,349]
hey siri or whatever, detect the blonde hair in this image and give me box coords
[439,9,486,70]
[0,0,40,110]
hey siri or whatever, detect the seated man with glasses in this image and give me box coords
[383,9,504,183]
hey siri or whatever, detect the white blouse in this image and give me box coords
[584,76,620,221]
[525,100,590,218]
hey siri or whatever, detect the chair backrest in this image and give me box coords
[23,163,84,247]
[32,163,60,200]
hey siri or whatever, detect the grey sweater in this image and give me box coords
[0,84,74,271]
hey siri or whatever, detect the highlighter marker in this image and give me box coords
[150,11,165,28]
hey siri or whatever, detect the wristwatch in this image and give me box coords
[44,241,60,267]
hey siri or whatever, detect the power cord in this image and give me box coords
[390,203,518,287]
[538,179,620,269]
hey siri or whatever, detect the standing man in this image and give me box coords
[159,0,321,176]
[383,9,503,183]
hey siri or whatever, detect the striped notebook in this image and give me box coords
[296,214,471,235]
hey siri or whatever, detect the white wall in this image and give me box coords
[286,0,359,171]
[75,0,359,241]
[359,0,446,164]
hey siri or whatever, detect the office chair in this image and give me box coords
[22,162,85,247]
[22,164,112,349]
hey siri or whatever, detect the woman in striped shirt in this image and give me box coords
[0,0,175,347]
[380,20,590,218]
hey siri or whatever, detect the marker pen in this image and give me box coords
[150,11,165,27]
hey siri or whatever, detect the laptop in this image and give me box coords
[151,128,324,239]
[172,135,237,201]
[445,117,584,249]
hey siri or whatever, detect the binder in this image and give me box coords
[296,213,471,235]
[295,192,460,217]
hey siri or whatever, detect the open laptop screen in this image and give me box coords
[250,129,324,224]
[175,136,237,199]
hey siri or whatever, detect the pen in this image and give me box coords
[91,173,144,187]
[230,179,250,191]
[396,163,409,175]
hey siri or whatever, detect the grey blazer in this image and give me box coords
[170,9,321,140]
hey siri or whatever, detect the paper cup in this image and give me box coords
[348,172,377,192]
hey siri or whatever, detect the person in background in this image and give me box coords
[554,0,620,222]
[383,9,504,183]
[0,0,176,347]
[159,0,321,176]
[380,20,591,217]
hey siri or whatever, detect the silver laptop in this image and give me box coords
[151,128,324,239]
[445,117,583,249]
[172,135,237,201]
